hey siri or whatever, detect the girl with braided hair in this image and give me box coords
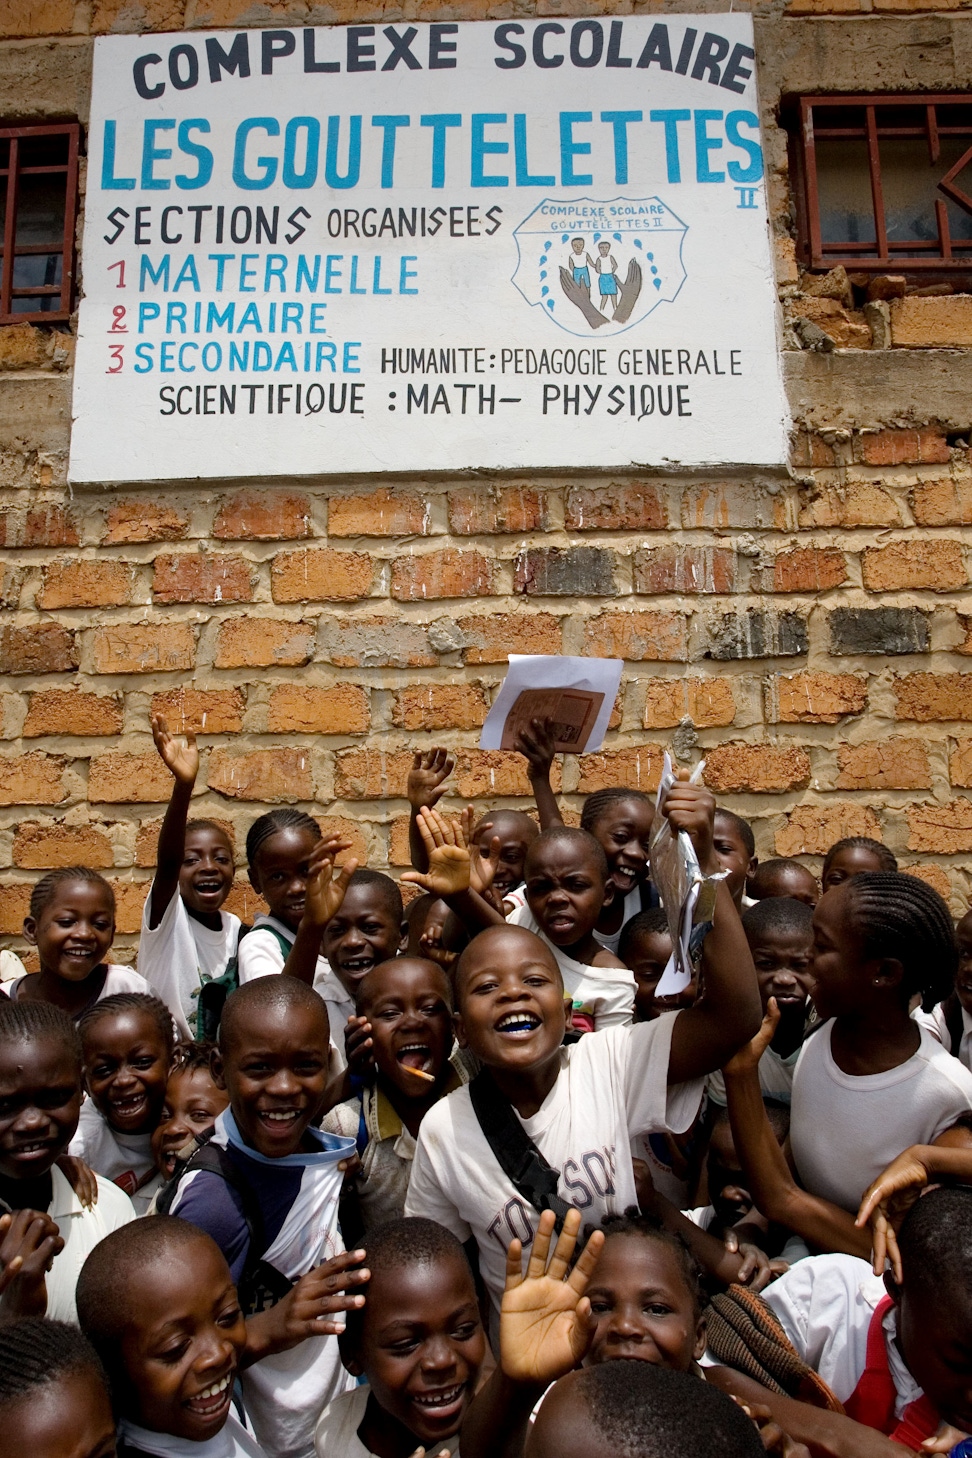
[0,1316,114,1458]
[722,870,972,1260]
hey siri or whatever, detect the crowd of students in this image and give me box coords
[2,710,972,1458]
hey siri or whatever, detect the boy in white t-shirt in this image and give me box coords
[137,714,241,1039]
[404,777,762,1325]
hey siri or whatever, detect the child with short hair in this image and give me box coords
[161,977,368,1458]
[0,998,134,1322]
[14,867,148,1019]
[77,1213,266,1456]
[316,1216,487,1458]
[747,858,819,907]
[821,835,897,894]
[405,777,762,1328]
[323,957,466,1238]
[0,1316,115,1458]
[137,713,241,1040]
[71,991,175,1213]
[618,909,688,1023]
[150,1040,228,1183]
[713,808,758,910]
[320,869,407,1063]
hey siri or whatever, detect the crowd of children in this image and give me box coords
[3,710,972,1457]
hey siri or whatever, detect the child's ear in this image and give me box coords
[398,919,408,953]
[247,865,261,894]
[210,1049,228,1091]
[748,855,759,877]
[454,1012,469,1050]
[869,955,906,992]
[22,916,37,947]
[693,1315,707,1362]
[601,877,616,908]
[337,1328,362,1376]
[884,1270,902,1305]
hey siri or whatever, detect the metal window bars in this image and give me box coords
[0,123,80,323]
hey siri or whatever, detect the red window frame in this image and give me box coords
[0,122,80,324]
[791,95,972,273]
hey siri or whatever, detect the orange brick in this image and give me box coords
[776,804,882,856]
[208,748,314,802]
[272,549,373,603]
[0,1,76,38]
[13,822,114,870]
[895,673,972,722]
[0,753,66,806]
[458,612,562,664]
[576,747,663,795]
[213,492,312,541]
[267,685,370,735]
[389,814,412,867]
[108,880,150,936]
[321,815,372,865]
[583,611,688,662]
[335,749,416,801]
[223,878,268,923]
[862,540,966,592]
[328,489,430,537]
[904,863,952,903]
[391,550,493,601]
[102,499,190,544]
[949,739,972,786]
[907,800,972,854]
[704,743,811,794]
[633,546,735,595]
[0,882,31,934]
[0,622,77,675]
[89,753,175,803]
[771,672,868,724]
[564,483,666,532]
[857,427,950,466]
[455,751,563,799]
[150,688,245,735]
[448,487,546,535]
[772,547,848,593]
[799,480,905,529]
[790,432,836,468]
[88,623,195,675]
[836,738,931,790]
[91,0,184,32]
[214,617,314,669]
[391,684,489,731]
[38,560,136,610]
[911,479,972,527]
[23,689,122,738]
[153,553,254,605]
[22,505,79,548]
[643,678,736,729]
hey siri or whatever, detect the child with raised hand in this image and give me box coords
[14,867,148,1020]
[71,991,175,1213]
[323,957,466,1239]
[160,977,369,1458]
[0,998,134,1323]
[320,869,408,1064]
[0,1316,115,1458]
[748,858,819,908]
[821,835,897,894]
[137,713,241,1040]
[405,774,762,1328]
[722,872,972,1259]
[406,748,455,878]
[317,1216,486,1458]
[151,1039,229,1181]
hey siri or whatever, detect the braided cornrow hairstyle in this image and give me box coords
[28,866,115,923]
[0,996,81,1067]
[581,787,653,834]
[844,871,957,1012]
[245,808,321,867]
[0,1317,109,1407]
[822,836,898,878]
[78,991,176,1059]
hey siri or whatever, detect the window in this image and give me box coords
[789,96,972,274]
[0,123,80,323]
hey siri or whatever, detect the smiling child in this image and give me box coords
[0,1316,115,1458]
[151,1041,229,1182]
[320,871,408,1065]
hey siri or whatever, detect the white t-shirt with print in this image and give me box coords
[44,1164,136,1321]
[314,1385,460,1458]
[405,1013,702,1318]
[789,1021,972,1212]
[138,884,241,1040]
[506,902,635,1030]
[68,1098,162,1215]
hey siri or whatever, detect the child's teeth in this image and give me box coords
[198,1374,232,1400]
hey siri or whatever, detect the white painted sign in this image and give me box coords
[70,18,788,483]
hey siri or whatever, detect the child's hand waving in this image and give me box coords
[402,808,471,899]
[515,715,557,781]
[303,835,357,929]
[151,712,199,787]
[407,749,455,811]
[500,1208,605,1384]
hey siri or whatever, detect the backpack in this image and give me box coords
[196,922,292,1042]
[156,1128,294,1316]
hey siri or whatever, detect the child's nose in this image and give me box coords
[421,1334,458,1372]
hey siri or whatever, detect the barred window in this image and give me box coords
[0,123,80,323]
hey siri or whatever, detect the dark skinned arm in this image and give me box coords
[515,717,564,831]
[406,749,455,875]
[147,713,199,929]
[705,1367,911,1458]
[279,837,357,986]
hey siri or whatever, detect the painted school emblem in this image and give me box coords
[512,197,688,337]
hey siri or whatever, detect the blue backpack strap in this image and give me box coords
[356,1091,369,1157]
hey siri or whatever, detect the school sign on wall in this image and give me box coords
[69,18,789,483]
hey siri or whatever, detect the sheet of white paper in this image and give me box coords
[480,655,623,754]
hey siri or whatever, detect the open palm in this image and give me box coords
[500,1209,604,1384]
[151,712,199,785]
[401,807,470,897]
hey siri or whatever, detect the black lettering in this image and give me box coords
[303,27,338,73]
[133,53,164,100]
[206,33,250,83]
[429,24,458,69]
[168,43,198,90]
[262,30,296,75]
[493,23,526,69]
[690,32,729,84]
[721,42,755,94]
[570,20,603,68]
[347,26,376,72]
[534,22,565,68]
[637,24,672,71]
[381,25,421,71]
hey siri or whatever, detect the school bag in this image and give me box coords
[195,921,290,1042]
[468,1069,572,1231]
[155,1128,294,1315]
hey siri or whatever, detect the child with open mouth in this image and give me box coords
[150,1040,229,1183]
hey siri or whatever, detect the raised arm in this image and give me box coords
[280,836,357,986]
[147,713,199,929]
[407,750,455,875]
[665,780,762,1084]
[402,807,505,934]
[514,716,564,831]
[723,1003,870,1259]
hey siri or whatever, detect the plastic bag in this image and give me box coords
[648,753,705,997]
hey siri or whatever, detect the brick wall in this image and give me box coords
[2,0,972,966]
